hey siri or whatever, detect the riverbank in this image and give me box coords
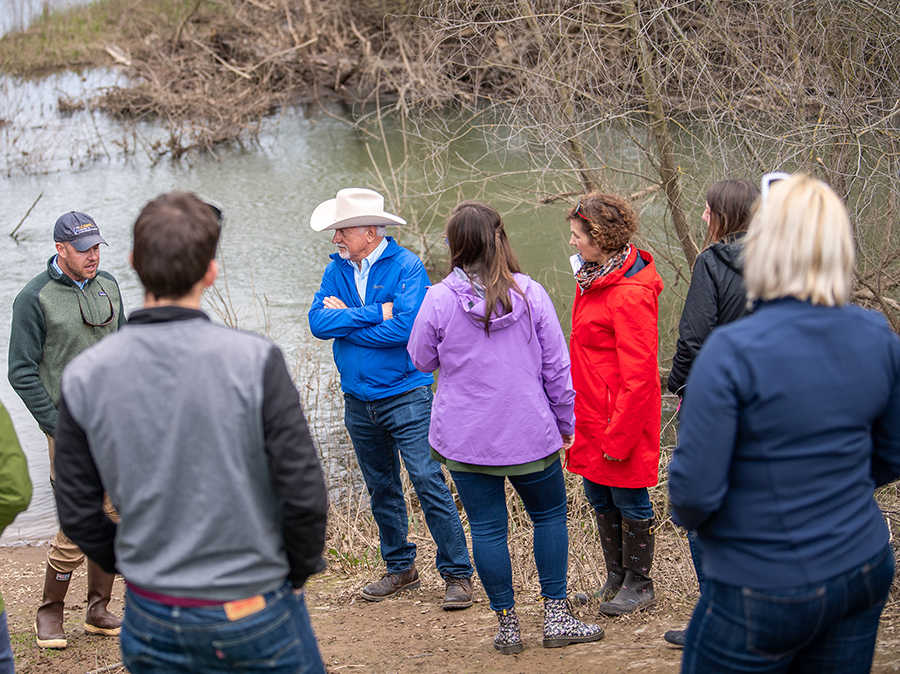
[4,542,900,673]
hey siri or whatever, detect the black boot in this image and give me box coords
[593,510,624,601]
[598,516,655,615]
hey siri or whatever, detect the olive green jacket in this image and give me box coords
[8,257,125,436]
[0,398,33,614]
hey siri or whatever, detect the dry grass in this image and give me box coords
[294,347,900,619]
[300,348,700,614]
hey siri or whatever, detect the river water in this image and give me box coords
[1,0,94,36]
[2,0,696,537]
[4,67,654,544]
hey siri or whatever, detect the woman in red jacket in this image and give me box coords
[566,192,664,616]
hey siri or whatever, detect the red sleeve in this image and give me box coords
[602,287,660,460]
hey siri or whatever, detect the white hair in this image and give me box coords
[340,225,386,237]
[744,174,854,307]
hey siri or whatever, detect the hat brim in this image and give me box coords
[309,198,407,232]
[69,234,108,251]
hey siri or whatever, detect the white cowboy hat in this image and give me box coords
[309,188,407,232]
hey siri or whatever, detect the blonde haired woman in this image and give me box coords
[669,174,900,673]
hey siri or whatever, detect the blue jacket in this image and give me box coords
[309,237,433,401]
[669,298,900,589]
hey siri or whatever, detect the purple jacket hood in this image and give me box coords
[442,270,531,331]
[408,272,575,466]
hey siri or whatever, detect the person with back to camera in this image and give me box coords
[663,178,759,647]
[565,193,664,616]
[407,201,604,653]
[669,173,900,673]
[0,397,33,673]
[53,192,329,674]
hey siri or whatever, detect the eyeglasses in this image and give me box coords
[74,281,115,328]
[761,172,791,205]
[574,197,590,223]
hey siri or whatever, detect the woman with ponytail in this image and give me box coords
[408,201,603,654]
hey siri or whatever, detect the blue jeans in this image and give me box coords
[0,611,12,674]
[450,460,568,611]
[120,582,325,674]
[682,544,894,674]
[582,478,654,520]
[344,387,473,578]
[688,530,705,589]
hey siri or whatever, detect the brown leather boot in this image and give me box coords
[35,564,70,649]
[85,560,121,636]
[594,510,625,601]
[360,564,420,601]
[441,576,474,610]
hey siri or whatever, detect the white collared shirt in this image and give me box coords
[349,236,388,304]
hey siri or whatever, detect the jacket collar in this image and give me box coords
[127,306,210,324]
[46,255,89,289]
[582,246,642,292]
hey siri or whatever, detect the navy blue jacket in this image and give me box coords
[669,298,900,588]
[309,237,433,401]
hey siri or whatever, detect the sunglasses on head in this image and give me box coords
[761,172,791,205]
[574,197,590,223]
[202,198,225,229]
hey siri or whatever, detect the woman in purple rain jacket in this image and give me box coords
[408,201,603,655]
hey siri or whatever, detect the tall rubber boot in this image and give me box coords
[593,510,624,601]
[598,516,656,615]
[35,564,70,649]
[84,560,121,636]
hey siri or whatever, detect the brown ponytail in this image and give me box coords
[446,201,529,336]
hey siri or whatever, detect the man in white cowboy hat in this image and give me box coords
[309,188,475,610]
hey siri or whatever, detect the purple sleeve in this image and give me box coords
[407,286,441,374]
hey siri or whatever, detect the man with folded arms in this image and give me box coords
[309,188,474,609]
[54,192,328,673]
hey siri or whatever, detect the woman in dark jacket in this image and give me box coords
[669,174,900,673]
[667,179,759,397]
[665,179,760,646]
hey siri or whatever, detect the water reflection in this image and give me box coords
[1,0,94,37]
[0,68,687,545]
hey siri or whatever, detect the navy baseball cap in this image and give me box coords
[53,212,108,252]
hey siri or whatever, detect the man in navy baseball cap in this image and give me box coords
[9,209,124,649]
[53,212,108,253]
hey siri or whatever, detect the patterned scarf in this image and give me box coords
[575,244,632,292]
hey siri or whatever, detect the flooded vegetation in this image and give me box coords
[1,0,899,614]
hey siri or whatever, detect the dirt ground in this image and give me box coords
[3,543,900,674]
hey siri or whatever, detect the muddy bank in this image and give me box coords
[3,543,900,673]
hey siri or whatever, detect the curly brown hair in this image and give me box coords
[566,192,639,254]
